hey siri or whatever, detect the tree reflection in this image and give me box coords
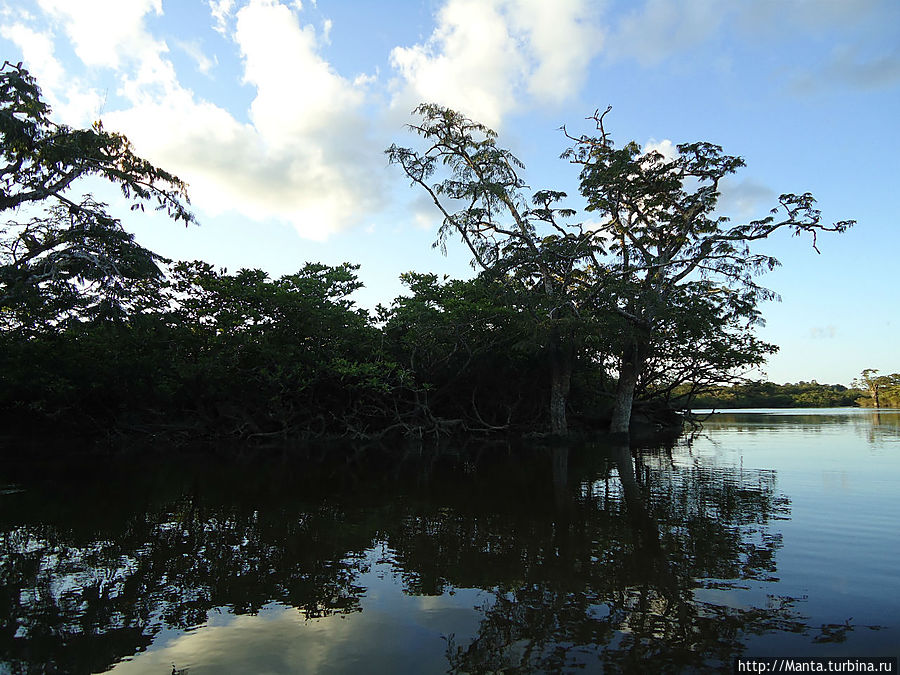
[0,440,878,674]
[438,442,803,673]
[0,457,376,674]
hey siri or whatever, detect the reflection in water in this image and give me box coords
[698,408,900,447]
[443,443,806,673]
[0,420,894,673]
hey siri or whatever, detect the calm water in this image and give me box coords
[1,409,898,673]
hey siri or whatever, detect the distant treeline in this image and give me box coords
[689,381,862,409]
[689,379,887,409]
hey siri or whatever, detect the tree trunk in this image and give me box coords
[609,343,644,436]
[549,326,573,436]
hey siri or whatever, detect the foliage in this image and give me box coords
[1,62,193,333]
[853,369,900,408]
[0,61,192,220]
[0,261,406,439]
[389,104,852,435]
[635,280,778,407]
[563,107,853,432]
[689,381,865,409]
[387,104,609,434]
[381,272,556,432]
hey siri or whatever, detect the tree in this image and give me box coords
[381,272,550,433]
[387,104,607,435]
[629,279,778,412]
[563,107,853,434]
[1,61,194,332]
[138,260,391,438]
[389,104,851,437]
[853,369,900,408]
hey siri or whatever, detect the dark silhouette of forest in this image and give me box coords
[1,63,860,448]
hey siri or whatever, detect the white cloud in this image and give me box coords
[174,39,218,75]
[641,138,678,161]
[390,0,601,129]
[37,0,165,71]
[0,22,103,125]
[207,0,236,35]
[390,0,521,129]
[509,0,601,102]
[6,0,600,240]
[34,0,178,113]
[4,0,383,240]
[1,24,63,89]
[103,0,384,241]
[237,0,362,138]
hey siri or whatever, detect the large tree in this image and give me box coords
[1,61,194,332]
[564,107,853,433]
[853,369,900,409]
[387,104,607,435]
[390,104,853,437]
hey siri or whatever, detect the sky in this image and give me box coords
[1,0,898,386]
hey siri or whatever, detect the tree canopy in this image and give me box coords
[0,66,861,446]
[1,61,194,333]
[387,104,608,434]
[389,104,853,436]
[853,369,900,408]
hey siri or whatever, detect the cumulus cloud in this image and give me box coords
[99,0,384,240]
[37,0,165,71]
[390,0,601,128]
[7,0,384,240]
[390,0,522,129]
[641,138,678,161]
[34,0,180,111]
[1,24,63,89]
[5,0,605,240]
[0,22,104,125]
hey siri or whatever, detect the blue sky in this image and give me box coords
[2,0,898,386]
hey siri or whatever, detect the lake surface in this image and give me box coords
[1,408,898,673]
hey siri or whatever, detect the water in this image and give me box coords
[1,409,898,673]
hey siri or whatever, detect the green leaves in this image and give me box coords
[1,63,196,334]
[1,62,194,224]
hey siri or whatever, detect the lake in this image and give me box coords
[1,408,898,673]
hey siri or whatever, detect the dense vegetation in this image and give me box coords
[852,369,900,408]
[1,63,860,447]
[387,104,852,434]
[689,381,865,409]
[684,370,900,409]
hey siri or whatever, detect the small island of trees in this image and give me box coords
[1,62,874,451]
